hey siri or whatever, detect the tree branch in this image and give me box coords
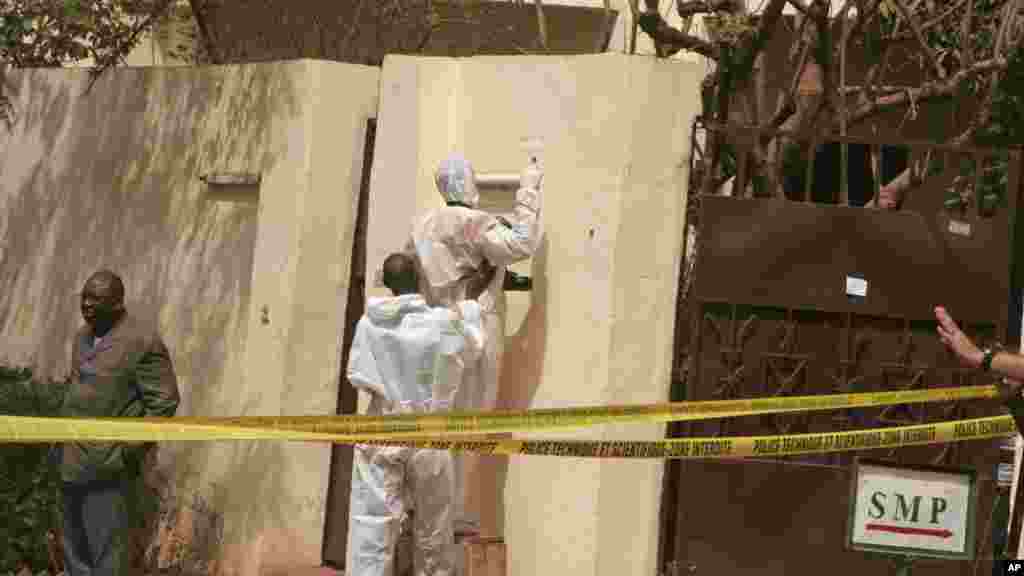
[843,57,1007,126]
[961,0,974,69]
[810,0,834,112]
[951,1,1024,145]
[759,14,812,143]
[628,0,639,53]
[85,0,175,94]
[787,0,809,14]
[734,0,789,76]
[637,12,719,58]
[676,0,742,18]
[890,0,946,79]
[187,0,221,64]
[534,0,550,53]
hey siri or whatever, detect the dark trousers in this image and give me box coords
[61,476,137,576]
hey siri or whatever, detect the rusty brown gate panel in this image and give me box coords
[660,126,1021,576]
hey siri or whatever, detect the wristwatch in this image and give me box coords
[981,348,996,372]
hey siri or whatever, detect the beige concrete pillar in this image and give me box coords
[366,53,703,576]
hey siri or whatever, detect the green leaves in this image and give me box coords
[62,0,81,17]
[0,0,175,68]
[0,367,64,573]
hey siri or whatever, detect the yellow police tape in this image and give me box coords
[82,384,997,440]
[356,415,1020,459]
[0,413,1016,459]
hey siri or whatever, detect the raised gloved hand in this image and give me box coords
[520,161,543,190]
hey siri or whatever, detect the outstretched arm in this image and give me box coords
[476,163,543,266]
[936,306,1024,431]
[936,306,1024,380]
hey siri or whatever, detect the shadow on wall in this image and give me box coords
[491,236,550,528]
[498,236,550,412]
[0,63,304,566]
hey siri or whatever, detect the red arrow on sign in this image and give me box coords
[865,523,953,538]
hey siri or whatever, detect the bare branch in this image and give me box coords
[840,84,917,94]
[993,0,1019,57]
[890,0,946,79]
[342,0,371,56]
[961,0,974,69]
[628,0,640,54]
[951,1,1024,144]
[760,15,812,141]
[597,0,617,53]
[187,0,221,64]
[886,0,973,41]
[534,0,550,53]
[85,0,176,95]
[676,0,742,18]
[840,0,883,47]
[843,57,1007,126]
[787,0,809,14]
[733,0,789,76]
[637,12,719,58]
[808,0,834,116]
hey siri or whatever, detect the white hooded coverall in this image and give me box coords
[346,294,486,576]
[406,153,543,536]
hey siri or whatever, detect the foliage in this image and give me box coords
[0,0,183,124]
[0,0,178,67]
[0,366,66,574]
[641,0,1024,203]
[979,43,1024,148]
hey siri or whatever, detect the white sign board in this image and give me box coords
[847,460,977,560]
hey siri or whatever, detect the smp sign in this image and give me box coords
[847,459,978,561]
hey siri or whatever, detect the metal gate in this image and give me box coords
[659,123,1022,575]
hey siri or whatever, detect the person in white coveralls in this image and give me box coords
[405,152,544,538]
[346,252,496,576]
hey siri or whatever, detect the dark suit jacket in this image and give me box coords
[59,312,180,484]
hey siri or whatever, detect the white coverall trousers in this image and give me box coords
[346,294,484,576]
[348,440,454,576]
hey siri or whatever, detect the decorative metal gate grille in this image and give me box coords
[659,123,1022,576]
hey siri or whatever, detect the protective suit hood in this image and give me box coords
[365,294,428,324]
[435,153,479,207]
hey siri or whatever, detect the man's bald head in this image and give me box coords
[382,253,419,296]
[81,269,126,335]
[85,269,125,304]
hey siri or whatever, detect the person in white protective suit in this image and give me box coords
[346,252,497,576]
[405,153,544,538]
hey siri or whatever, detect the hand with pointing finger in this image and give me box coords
[934,306,985,369]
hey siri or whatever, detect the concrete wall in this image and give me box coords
[366,53,702,576]
[0,60,378,574]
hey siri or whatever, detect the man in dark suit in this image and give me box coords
[59,269,180,575]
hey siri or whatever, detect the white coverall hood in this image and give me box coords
[435,153,479,207]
